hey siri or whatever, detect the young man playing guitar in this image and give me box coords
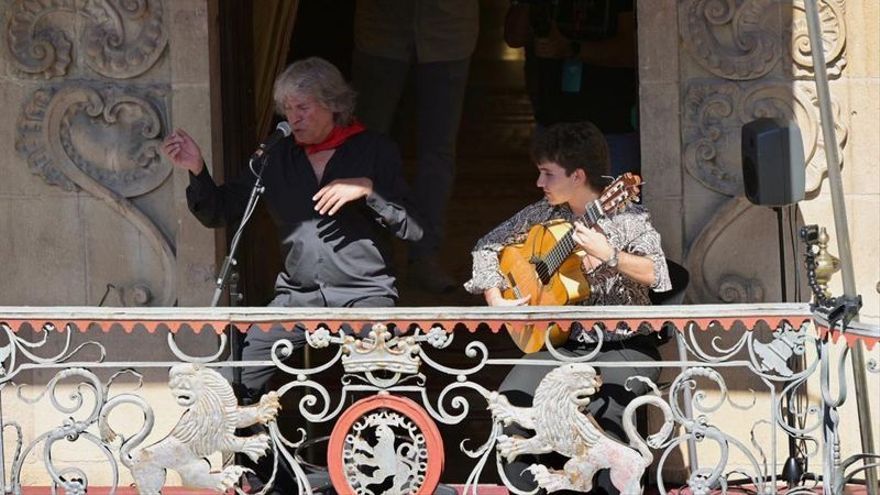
[464,121,671,494]
[464,120,669,309]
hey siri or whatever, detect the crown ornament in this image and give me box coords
[342,324,421,375]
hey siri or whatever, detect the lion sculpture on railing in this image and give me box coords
[99,363,281,495]
[487,362,673,495]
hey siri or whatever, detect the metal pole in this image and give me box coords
[802,1,877,492]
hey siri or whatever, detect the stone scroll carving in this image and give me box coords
[5,0,167,79]
[686,198,769,304]
[683,80,847,198]
[789,0,847,79]
[685,196,809,304]
[15,83,176,306]
[679,0,784,80]
[680,0,847,81]
[717,274,766,304]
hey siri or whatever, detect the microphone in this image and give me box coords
[252,121,292,158]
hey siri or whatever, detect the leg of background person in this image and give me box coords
[408,58,471,292]
[239,323,308,397]
[351,50,410,133]
[231,293,305,494]
[344,294,396,337]
[347,295,396,308]
[269,294,396,495]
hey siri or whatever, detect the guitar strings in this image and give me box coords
[525,179,635,286]
[544,201,600,274]
[533,200,604,281]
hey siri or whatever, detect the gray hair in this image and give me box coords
[273,57,356,126]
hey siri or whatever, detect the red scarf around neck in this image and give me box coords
[300,120,366,155]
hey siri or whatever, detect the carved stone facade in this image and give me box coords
[640,0,879,479]
[0,0,217,307]
[641,0,877,322]
[6,0,168,80]
[0,0,219,485]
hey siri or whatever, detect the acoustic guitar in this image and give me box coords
[498,173,642,353]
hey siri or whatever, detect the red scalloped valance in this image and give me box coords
[1,305,875,349]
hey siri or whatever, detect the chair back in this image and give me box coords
[649,258,690,305]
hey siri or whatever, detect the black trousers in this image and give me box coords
[498,334,663,495]
[238,294,395,396]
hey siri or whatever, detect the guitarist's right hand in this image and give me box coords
[484,287,531,307]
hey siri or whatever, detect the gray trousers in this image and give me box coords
[498,334,663,495]
[235,294,395,494]
[352,50,471,258]
[239,294,395,396]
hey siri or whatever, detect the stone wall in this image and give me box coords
[639,0,879,479]
[0,0,220,484]
[640,0,874,311]
[0,0,218,308]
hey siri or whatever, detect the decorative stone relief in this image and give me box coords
[679,0,784,80]
[683,80,847,197]
[5,0,167,79]
[680,0,846,81]
[685,196,807,304]
[718,274,766,303]
[788,0,847,79]
[15,83,176,306]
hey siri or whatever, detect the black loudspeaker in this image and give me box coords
[741,118,806,206]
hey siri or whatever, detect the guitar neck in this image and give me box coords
[544,200,604,275]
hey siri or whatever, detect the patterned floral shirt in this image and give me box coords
[464,199,671,307]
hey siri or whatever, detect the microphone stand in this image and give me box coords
[210,153,270,386]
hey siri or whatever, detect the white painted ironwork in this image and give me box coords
[0,304,875,494]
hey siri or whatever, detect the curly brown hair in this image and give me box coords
[531,121,611,192]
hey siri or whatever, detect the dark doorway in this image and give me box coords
[216,0,640,485]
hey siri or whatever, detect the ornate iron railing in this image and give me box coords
[0,304,876,495]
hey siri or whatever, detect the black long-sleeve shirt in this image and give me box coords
[187,130,422,307]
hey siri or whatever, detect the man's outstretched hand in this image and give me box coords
[313,178,374,216]
[162,129,205,175]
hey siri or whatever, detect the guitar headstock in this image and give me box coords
[598,173,642,214]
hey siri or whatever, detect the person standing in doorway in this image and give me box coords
[352,0,480,294]
[505,0,640,177]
